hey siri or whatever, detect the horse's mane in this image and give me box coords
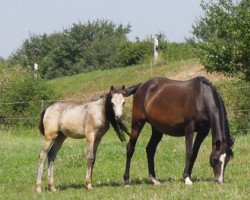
[105,90,129,142]
[198,76,234,158]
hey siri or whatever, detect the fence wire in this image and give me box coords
[0,84,249,133]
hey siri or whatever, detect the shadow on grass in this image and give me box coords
[57,177,215,191]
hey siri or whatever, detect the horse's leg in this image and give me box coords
[47,133,66,192]
[183,123,195,185]
[85,135,102,190]
[146,126,163,185]
[36,140,54,193]
[124,120,145,186]
[184,128,210,183]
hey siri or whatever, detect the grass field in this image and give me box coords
[0,59,249,199]
[0,127,249,200]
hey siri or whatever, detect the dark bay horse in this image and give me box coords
[123,76,234,185]
[36,86,129,193]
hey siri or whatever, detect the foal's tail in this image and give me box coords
[124,83,142,97]
[38,109,46,136]
[199,76,234,158]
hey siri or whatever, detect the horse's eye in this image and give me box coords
[210,157,218,167]
[123,102,125,106]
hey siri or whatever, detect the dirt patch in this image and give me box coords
[169,62,232,83]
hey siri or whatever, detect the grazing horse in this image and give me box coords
[123,76,234,186]
[36,86,129,193]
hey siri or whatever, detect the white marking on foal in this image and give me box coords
[111,93,125,118]
[218,153,226,183]
[185,177,193,185]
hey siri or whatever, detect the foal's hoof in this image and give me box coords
[87,183,93,190]
[49,187,57,192]
[184,177,193,185]
[36,187,42,193]
[48,184,57,192]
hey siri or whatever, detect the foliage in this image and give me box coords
[118,40,152,66]
[161,42,195,62]
[9,19,196,79]
[217,79,250,134]
[10,20,131,79]
[0,65,56,126]
[191,0,250,80]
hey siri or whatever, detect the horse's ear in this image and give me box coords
[215,140,221,151]
[122,85,126,93]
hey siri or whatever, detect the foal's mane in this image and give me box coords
[104,89,130,142]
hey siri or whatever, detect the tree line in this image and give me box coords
[8,20,194,79]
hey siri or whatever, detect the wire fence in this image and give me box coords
[0,102,249,134]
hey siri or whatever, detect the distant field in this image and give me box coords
[0,127,249,200]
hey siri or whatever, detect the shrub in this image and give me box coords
[0,65,56,126]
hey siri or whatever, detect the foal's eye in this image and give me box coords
[123,102,125,106]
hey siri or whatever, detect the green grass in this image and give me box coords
[48,59,199,98]
[0,127,249,200]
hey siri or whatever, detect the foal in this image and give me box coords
[36,86,129,192]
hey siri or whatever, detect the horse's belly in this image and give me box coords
[150,120,186,136]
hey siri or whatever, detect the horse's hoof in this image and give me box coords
[184,177,193,185]
[152,179,161,186]
[149,177,161,186]
[87,183,93,190]
[124,179,131,187]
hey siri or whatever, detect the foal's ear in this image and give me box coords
[110,85,114,94]
[215,140,221,151]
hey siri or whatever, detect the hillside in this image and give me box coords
[48,59,232,101]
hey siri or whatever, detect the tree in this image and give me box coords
[10,20,131,79]
[191,0,250,80]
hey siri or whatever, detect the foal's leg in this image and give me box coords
[146,126,163,185]
[47,133,66,192]
[85,135,102,190]
[124,120,145,186]
[183,123,194,185]
[36,140,54,193]
[184,129,210,183]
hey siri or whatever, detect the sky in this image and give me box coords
[0,0,203,59]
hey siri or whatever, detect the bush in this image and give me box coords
[161,42,195,62]
[118,40,152,66]
[191,0,250,80]
[0,65,56,126]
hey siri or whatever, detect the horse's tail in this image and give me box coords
[124,83,142,97]
[38,109,46,136]
[199,76,234,158]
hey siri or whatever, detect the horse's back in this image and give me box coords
[133,77,207,135]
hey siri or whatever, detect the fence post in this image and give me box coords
[41,100,44,112]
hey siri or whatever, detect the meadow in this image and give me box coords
[0,127,249,200]
[0,59,249,199]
